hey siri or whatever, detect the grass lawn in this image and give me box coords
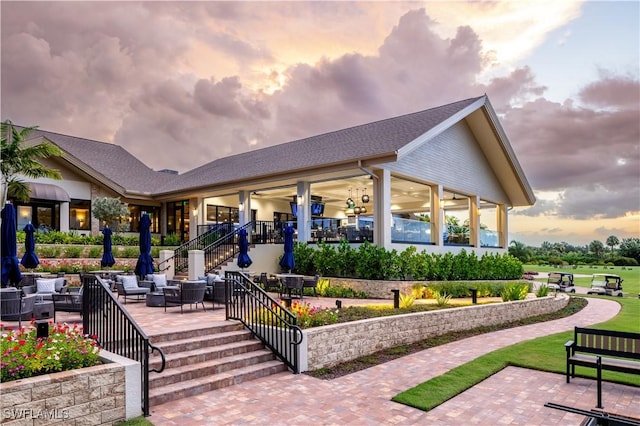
[392,292,640,412]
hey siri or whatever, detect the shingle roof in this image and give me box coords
[25,129,176,194]
[156,96,484,194]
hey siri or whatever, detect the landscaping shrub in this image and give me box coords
[536,284,550,297]
[120,247,139,258]
[501,283,530,301]
[87,246,102,258]
[434,290,452,306]
[63,246,83,258]
[399,293,416,308]
[36,246,61,258]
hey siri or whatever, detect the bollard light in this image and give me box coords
[391,289,400,309]
[36,320,49,339]
[335,300,342,309]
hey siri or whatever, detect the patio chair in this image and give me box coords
[52,287,83,322]
[0,293,37,327]
[302,274,320,297]
[259,273,282,293]
[26,277,67,301]
[114,275,150,304]
[280,276,304,300]
[163,280,207,313]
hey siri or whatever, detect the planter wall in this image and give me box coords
[0,351,141,425]
[328,277,529,299]
[299,294,569,372]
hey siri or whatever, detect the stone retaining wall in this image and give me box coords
[0,352,141,425]
[301,294,569,371]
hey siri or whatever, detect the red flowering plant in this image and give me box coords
[287,301,338,328]
[0,320,102,382]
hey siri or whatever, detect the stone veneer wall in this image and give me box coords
[301,294,569,371]
[328,277,531,299]
[0,352,141,425]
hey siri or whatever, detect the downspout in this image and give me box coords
[358,160,379,180]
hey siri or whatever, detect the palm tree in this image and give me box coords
[1,120,63,206]
[606,235,619,254]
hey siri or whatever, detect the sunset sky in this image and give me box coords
[1,1,638,247]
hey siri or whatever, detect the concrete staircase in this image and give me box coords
[147,321,287,406]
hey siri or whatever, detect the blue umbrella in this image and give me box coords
[278,225,295,273]
[101,226,115,268]
[20,222,40,270]
[1,204,23,287]
[237,228,252,269]
[134,213,154,277]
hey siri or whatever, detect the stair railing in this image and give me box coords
[82,275,166,417]
[224,271,303,373]
[202,222,254,274]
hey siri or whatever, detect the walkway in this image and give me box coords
[147,297,640,425]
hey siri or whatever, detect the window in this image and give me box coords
[70,199,91,231]
[206,205,239,225]
[128,205,161,233]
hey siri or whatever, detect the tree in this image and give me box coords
[92,197,130,232]
[508,240,531,263]
[0,120,63,206]
[606,235,619,254]
[589,240,605,259]
[619,238,640,263]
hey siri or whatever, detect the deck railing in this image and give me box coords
[81,275,166,416]
[224,271,302,373]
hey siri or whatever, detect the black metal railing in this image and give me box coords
[224,271,302,373]
[159,223,234,274]
[82,275,166,416]
[202,223,253,274]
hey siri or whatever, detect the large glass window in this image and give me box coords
[15,202,58,232]
[206,205,239,225]
[128,205,161,233]
[70,199,91,231]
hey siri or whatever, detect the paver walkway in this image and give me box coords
[149,297,640,425]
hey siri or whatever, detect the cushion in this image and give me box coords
[54,277,66,292]
[208,273,224,283]
[151,274,167,288]
[120,275,138,289]
[36,278,57,294]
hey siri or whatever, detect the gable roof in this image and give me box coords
[155,96,485,194]
[24,129,176,197]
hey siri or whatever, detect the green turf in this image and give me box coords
[392,295,640,411]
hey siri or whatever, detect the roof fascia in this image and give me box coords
[396,96,487,159]
[480,99,536,206]
[153,155,397,200]
[26,135,132,198]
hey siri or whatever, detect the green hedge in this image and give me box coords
[293,241,523,281]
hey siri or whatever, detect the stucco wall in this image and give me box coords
[301,294,569,371]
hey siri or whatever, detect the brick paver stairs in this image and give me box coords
[147,322,287,406]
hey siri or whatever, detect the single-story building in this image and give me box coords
[10,95,535,268]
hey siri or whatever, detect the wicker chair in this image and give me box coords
[259,273,281,293]
[0,293,37,327]
[280,276,304,299]
[302,274,320,297]
[163,280,207,313]
[52,292,83,322]
[114,275,150,303]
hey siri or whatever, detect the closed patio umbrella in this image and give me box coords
[1,203,23,287]
[236,228,252,270]
[134,213,154,278]
[20,222,40,270]
[101,226,115,268]
[278,225,295,273]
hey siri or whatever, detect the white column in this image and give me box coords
[296,181,310,243]
[188,249,205,280]
[432,185,443,246]
[469,195,480,248]
[238,190,251,227]
[373,169,391,248]
[189,197,200,240]
[498,204,508,248]
[59,201,70,232]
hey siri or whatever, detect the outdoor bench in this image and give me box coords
[565,327,640,408]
